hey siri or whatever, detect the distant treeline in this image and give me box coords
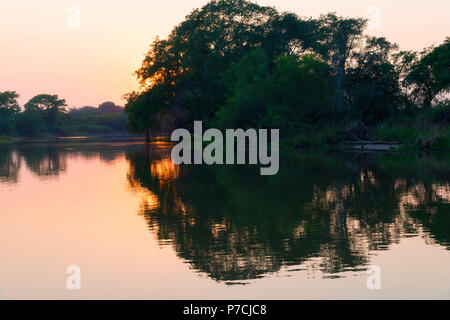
[0,93,128,138]
[125,0,450,149]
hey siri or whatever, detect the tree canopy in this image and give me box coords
[24,94,67,125]
[0,91,21,135]
[0,92,128,138]
[399,38,450,107]
[126,0,331,136]
[0,91,20,116]
[4,0,447,147]
[123,0,447,144]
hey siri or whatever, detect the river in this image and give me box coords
[1,141,449,299]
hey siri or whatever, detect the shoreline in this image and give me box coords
[3,135,450,152]
[0,134,144,144]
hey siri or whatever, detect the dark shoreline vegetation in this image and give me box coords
[1,0,449,150]
[123,0,449,150]
[0,95,129,141]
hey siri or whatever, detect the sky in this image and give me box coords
[1,0,449,108]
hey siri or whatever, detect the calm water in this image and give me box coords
[1,142,450,299]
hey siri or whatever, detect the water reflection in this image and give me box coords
[20,146,67,178]
[0,145,20,183]
[1,143,449,284]
[126,147,450,282]
[0,143,137,182]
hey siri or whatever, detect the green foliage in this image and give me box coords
[377,104,450,149]
[214,48,273,129]
[123,0,449,149]
[24,94,67,126]
[0,115,16,136]
[0,91,21,135]
[399,38,450,107]
[318,13,366,113]
[9,0,449,147]
[0,135,16,144]
[346,37,400,123]
[15,110,48,137]
[0,91,20,115]
[377,123,420,144]
[128,0,285,126]
[126,0,327,132]
[270,53,334,122]
[212,49,334,135]
[125,86,170,133]
[65,111,129,135]
[430,38,450,93]
[4,94,129,138]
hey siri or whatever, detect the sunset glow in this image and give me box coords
[1,0,449,108]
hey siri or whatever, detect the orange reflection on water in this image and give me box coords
[127,146,188,240]
[150,157,180,183]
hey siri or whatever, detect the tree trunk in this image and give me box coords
[423,94,433,109]
[145,128,150,143]
[335,65,345,113]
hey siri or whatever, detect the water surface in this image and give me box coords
[1,142,449,299]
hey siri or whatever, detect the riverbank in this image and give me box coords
[290,108,450,151]
[0,136,17,144]
[3,117,449,152]
[0,134,144,145]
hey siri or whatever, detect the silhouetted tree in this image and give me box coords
[318,13,366,113]
[346,36,400,123]
[24,94,67,125]
[126,0,319,135]
[98,101,123,114]
[0,91,20,135]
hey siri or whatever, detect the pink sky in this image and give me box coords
[1,0,449,108]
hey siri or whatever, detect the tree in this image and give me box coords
[400,39,450,107]
[0,91,20,116]
[0,91,20,135]
[68,106,98,118]
[264,12,323,59]
[125,85,172,140]
[346,37,400,123]
[271,53,334,123]
[132,0,281,122]
[15,110,48,137]
[126,0,320,135]
[214,48,273,129]
[430,38,450,96]
[214,49,334,132]
[125,0,449,144]
[98,101,123,114]
[319,13,366,113]
[24,94,67,125]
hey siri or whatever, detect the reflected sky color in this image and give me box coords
[1,0,449,107]
[1,143,450,299]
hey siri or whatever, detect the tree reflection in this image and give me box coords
[19,146,67,178]
[0,144,134,181]
[0,145,21,183]
[127,148,450,282]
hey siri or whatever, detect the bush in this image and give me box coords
[0,115,16,135]
[377,124,419,144]
[0,135,16,143]
[15,111,48,137]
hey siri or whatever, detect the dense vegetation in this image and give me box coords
[0,92,128,139]
[125,0,450,149]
